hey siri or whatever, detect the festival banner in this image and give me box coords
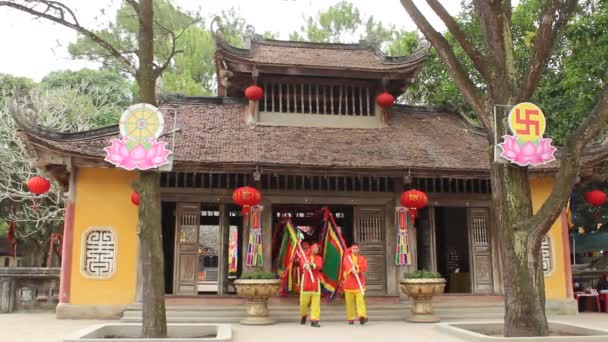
[246,205,264,267]
[395,207,412,265]
[320,208,346,299]
[277,219,299,293]
[498,102,557,167]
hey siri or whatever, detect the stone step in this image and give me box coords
[121,306,503,318]
[120,311,505,323]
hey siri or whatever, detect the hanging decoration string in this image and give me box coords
[246,205,264,267]
[395,207,412,266]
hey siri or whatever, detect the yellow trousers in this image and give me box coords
[345,290,367,321]
[300,292,321,321]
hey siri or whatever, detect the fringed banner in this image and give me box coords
[246,205,264,267]
[395,207,412,265]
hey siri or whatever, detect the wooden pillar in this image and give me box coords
[262,200,273,272]
[59,168,77,304]
[218,204,228,295]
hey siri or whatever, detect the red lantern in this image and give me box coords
[245,85,264,101]
[585,190,607,207]
[232,186,262,215]
[27,176,51,196]
[131,191,140,206]
[376,92,395,108]
[400,189,428,220]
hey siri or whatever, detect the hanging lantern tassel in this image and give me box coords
[395,207,412,266]
[246,205,264,267]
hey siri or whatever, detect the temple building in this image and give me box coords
[14,31,597,319]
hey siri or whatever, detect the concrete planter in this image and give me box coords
[400,278,446,323]
[435,321,608,341]
[63,323,231,341]
[234,279,280,325]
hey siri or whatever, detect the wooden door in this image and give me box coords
[354,206,387,294]
[173,203,200,295]
[468,208,493,294]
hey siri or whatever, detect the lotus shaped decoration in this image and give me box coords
[498,135,557,167]
[104,137,171,171]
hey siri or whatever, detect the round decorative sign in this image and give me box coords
[104,103,172,171]
[119,103,164,141]
[507,102,546,142]
[498,102,556,167]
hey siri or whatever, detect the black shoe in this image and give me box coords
[311,321,320,328]
[359,317,368,325]
[300,316,307,325]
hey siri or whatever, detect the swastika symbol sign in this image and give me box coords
[508,102,546,142]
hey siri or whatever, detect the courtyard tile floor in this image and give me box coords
[2,313,608,342]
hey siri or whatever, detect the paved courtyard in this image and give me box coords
[2,313,608,342]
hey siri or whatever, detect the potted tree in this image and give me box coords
[234,271,280,325]
[400,270,446,323]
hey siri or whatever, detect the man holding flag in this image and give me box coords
[299,243,323,327]
[342,244,368,325]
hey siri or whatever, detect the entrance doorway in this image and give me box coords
[163,202,244,295]
[416,206,493,294]
[435,207,471,293]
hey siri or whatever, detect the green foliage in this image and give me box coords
[0,74,35,106]
[290,0,397,49]
[533,0,608,145]
[39,69,131,127]
[0,220,7,238]
[403,269,443,279]
[239,271,278,280]
[67,1,264,97]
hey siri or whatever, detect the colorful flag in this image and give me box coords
[277,219,298,293]
[320,208,346,299]
[566,193,575,229]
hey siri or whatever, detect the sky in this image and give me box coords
[0,0,462,81]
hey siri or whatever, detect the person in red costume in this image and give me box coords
[341,244,368,324]
[293,242,310,292]
[299,243,323,327]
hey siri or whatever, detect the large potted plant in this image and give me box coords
[234,271,280,325]
[400,270,446,323]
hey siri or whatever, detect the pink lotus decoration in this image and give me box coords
[104,138,172,171]
[498,135,557,167]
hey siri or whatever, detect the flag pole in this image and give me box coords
[346,253,365,296]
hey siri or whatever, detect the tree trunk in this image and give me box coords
[491,163,549,337]
[137,173,167,338]
[136,0,167,338]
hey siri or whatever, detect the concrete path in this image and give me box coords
[2,313,608,342]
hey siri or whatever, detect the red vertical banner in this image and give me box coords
[395,207,411,266]
[246,205,263,267]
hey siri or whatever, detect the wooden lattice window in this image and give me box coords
[259,78,376,116]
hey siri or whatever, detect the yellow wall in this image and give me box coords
[530,177,568,300]
[70,167,139,306]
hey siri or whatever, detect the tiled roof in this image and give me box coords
[216,37,428,72]
[19,97,493,172]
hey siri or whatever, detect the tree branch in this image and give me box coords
[125,0,139,13]
[0,0,137,75]
[400,0,489,129]
[520,85,608,241]
[517,0,578,101]
[425,0,491,83]
[152,16,196,78]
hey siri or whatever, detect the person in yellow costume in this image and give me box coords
[341,244,368,325]
[299,243,323,327]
